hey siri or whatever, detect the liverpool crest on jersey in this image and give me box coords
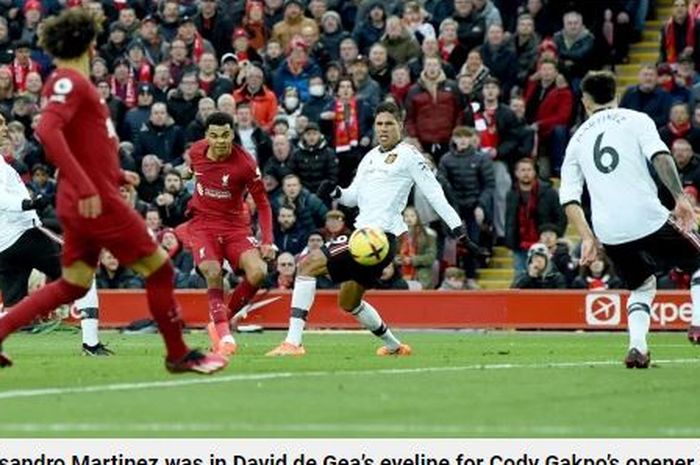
[384,153,397,164]
[221,174,230,187]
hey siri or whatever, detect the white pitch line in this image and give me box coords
[1,358,698,402]
[1,422,700,436]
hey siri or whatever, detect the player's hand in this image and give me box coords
[451,225,481,256]
[122,170,140,187]
[474,206,485,226]
[579,237,597,267]
[317,180,341,203]
[78,195,102,219]
[21,195,50,211]
[259,243,277,261]
[674,196,697,232]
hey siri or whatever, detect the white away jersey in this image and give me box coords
[0,156,39,252]
[338,141,461,235]
[559,108,670,245]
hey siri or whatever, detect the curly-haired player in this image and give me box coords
[0,9,227,374]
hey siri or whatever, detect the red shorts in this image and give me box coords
[187,220,258,269]
[60,202,158,268]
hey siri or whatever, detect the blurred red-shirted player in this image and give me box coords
[185,111,274,357]
[0,9,227,374]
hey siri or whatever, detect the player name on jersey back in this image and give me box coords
[560,108,670,245]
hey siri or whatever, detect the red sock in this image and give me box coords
[0,279,87,340]
[227,279,259,319]
[145,261,189,360]
[207,288,225,322]
[208,288,230,339]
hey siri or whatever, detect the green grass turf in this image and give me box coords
[0,330,699,438]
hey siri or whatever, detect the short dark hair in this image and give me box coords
[204,111,235,130]
[483,76,500,88]
[164,169,182,179]
[374,101,403,122]
[515,157,536,169]
[39,9,100,60]
[581,70,616,105]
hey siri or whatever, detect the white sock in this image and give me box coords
[691,271,700,326]
[80,318,99,346]
[285,276,316,346]
[76,280,100,346]
[352,301,400,350]
[628,304,650,354]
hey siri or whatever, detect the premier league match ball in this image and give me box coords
[348,227,389,266]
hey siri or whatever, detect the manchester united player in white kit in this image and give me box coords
[267,101,478,356]
[560,71,700,368]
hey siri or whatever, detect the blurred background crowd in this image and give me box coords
[4,0,700,293]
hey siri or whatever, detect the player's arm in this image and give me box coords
[559,146,596,265]
[638,113,697,230]
[652,153,684,200]
[0,168,50,212]
[0,179,27,212]
[35,79,100,217]
[246,166,274,247]
[318,156,368,207]
[407,149,481,253]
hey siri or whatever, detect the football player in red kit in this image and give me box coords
[186,111,274,357]
[0,9,227,374]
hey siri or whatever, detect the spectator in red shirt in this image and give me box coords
[523,58,573,177]
[233,64,279,132]
[405,55,462,160]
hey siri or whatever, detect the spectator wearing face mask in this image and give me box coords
[277,86,304,138]
[302,75,334,123]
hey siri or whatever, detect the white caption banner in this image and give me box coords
[0,440,698,465]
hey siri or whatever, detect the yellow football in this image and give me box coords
[348,227,389,266]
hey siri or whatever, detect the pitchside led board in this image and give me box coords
[66,290,693,330]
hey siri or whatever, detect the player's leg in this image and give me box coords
[266,250,329,356]
[27,229,109,355]
[0,225,95,367]
[338,281,411,356]
[107,206,226,374]
[74,279,114,356]
[605,241,655,368]
[198,259,229,348]
[0,260,94,367]
[128,247,227,374]
[188,228,232,351]
[227,247,267,321]
[212,246,268,356]
[624,275,656,368]
[651,219,700,343]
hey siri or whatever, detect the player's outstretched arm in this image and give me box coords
[35,112,98,202]
[408,151,461,231]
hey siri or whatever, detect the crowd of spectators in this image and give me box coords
[3,0,696,292]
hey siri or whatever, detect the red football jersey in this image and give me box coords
[187,139,273,243]
[36,68,123,219]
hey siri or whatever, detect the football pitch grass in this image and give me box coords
[0,330,699,438]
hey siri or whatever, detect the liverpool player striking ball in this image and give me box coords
[0,9,226,374]
[186,111,275,357]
